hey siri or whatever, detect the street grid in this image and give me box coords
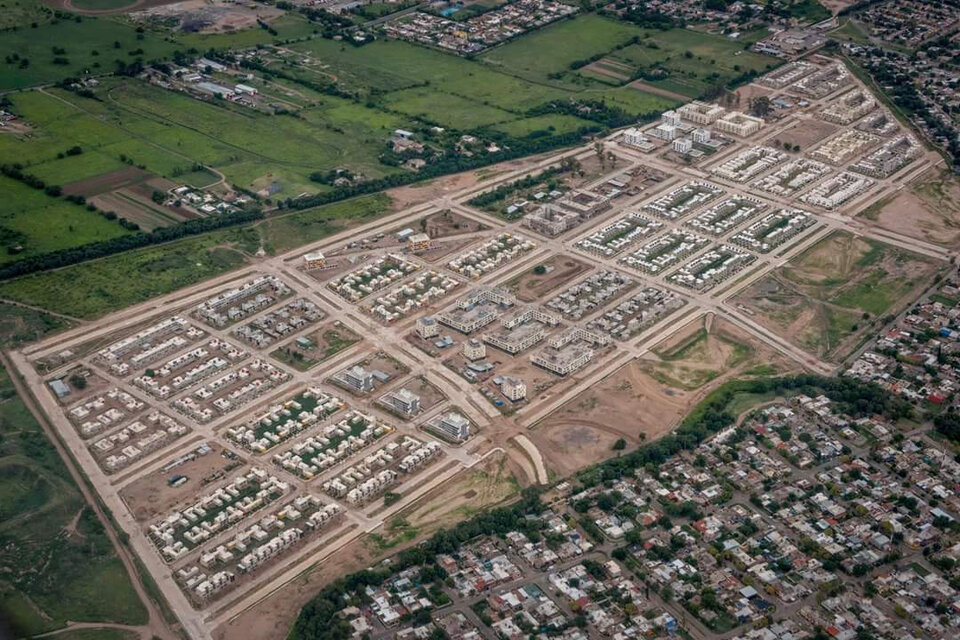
[5,59,954,640]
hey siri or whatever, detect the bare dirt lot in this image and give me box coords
[863,166,960,248]
[503,255,592,302]
[271,320,361,371]
[773,119,839,151]
[735,231,941,362]
[530,316,797,477]
[213,452,520,640]
[119,443,245,522]
[131,0,284,33]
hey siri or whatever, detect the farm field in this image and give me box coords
[734,232,942,362]
[0,360,147,637]
[0,8,315,90]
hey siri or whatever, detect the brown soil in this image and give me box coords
[505,255,592,303]
[422,210,488,238]
[583,61,629,82]
[865,166,960,248]
[774,119,839,150]
[531,316,797,477]
[718,84,774,111]
[62,167,153,197]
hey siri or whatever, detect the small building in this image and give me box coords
[396,228,415,242]
[429,411,471,442]
[234,83,258,96]
[302,250,326,270]
[381,387,421,416]
[652,123,678,141]
[337,365,374,393]
[417,316,440,339]
[501,376,526,402]
[692,128,712,144]
[462,338,486,361]
[408,233,432,253]
[672,138,693,154]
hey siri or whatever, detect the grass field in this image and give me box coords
[605,27,780,98]
[0,232,249,318]
[0,358,147,636]
[0,177,134,264]
[480,14,641,81]
[0,193,391,318]
[0,8,319,91]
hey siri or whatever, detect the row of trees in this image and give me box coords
[0,207,263,280]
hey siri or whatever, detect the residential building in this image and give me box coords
[462,339,486,361]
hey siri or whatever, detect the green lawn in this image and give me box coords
[490,114,596,138]
[383,87,518,129]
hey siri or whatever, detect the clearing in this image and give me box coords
[735,231,942,362]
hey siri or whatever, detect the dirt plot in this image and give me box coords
[422,209,488,238]
[271,321,361,371]
[773,119,839,150]
[532,317,796,477]
[863,166,960,248]
[645,316,763,390]
[721,84,775,110]
[503,255,592,303]
[62,167,154,197]
[735,231,942,362]
[381,375,447,416]
[119,443,246,522]
[132,0,284,33]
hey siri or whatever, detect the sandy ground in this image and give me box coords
[131,0,283,33]
[213,452,519,640]
[820,0,858,14]
[388,153,557,210]
[506,255,592,303]
[774,119,839,150]
[530,316,797,477]
[119,443,245,522]
[867,165,960,248]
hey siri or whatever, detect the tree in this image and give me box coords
[613,438,627,451]
[751,95,772,118]
[69,373,87,389]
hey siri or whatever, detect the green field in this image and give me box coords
[605,27,780,98]
[480,14,641,80]
[0,193,390,318]
[0,357,147,636]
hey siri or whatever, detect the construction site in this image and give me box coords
[8,52,953,640]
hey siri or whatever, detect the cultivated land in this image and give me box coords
[1,4,956,639]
